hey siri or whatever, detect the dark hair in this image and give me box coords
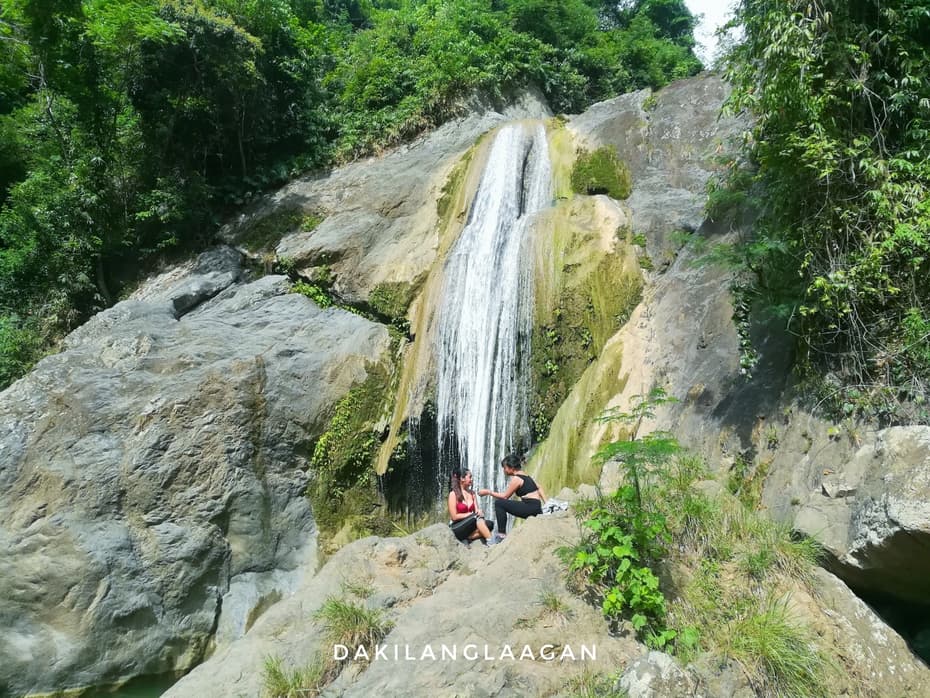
[451,469,471,502]
[501,453,523,470]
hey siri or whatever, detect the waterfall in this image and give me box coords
[434,122,552,495]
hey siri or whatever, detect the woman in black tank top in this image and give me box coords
[478,453,548,539]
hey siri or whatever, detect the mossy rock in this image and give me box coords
[368,281,416,325]
[237,207,324,252]
[308,361,394,539]
[571,147,632,200]
[530,254,642,442]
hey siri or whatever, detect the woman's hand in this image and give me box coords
[478,488,490,497]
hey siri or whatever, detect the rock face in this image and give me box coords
[767,424,930,604]
[165,502,930,698]
[569,74,744,265]
[165,513,642,698]
[222,89,551,306]
[0,247,393,696]
[532,74,756,490]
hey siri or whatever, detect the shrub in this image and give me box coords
[291,281,333,309]
[571,147,632,199]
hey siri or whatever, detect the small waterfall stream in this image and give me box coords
[434,122,552,495]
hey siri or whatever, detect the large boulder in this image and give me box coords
[164,502,930,698]
[164,513,642,698]
[0,247,393,696]
[768,424,930,604]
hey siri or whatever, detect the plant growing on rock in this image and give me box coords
[262,654,327,698]
[722,0,930,423]
[291,281,334,308]
[567,388,680,646]
[570,147,632,200]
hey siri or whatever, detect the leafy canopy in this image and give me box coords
[721,0,930,422]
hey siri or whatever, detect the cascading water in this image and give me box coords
[434,122,552,496]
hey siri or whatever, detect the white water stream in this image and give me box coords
[434,122,552,495]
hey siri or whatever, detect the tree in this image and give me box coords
[723,0,930,421]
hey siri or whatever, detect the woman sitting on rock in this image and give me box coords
[479,453,546,540]
[448,469,495,545]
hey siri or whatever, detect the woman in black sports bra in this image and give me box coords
[478,453,547,539]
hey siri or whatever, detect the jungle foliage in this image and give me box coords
[0,0,701,389]
[720,0,930,421]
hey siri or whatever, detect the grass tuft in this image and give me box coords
[314,597,393,650]
[262,654,327,698]
[729,596,830,697]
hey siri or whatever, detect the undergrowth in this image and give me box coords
[564,388,831,696]
[262,597,392,698]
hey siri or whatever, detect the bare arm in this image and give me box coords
[479,476,521,500]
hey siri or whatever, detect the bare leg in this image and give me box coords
[475,518,492,540]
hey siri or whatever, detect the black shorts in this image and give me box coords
[449,514,493,541]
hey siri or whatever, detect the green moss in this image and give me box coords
[642,92,659,113]
[530,239,642,443]
[546,118,575,200]
[368,281,415,325]
[571,147,632,200]
[308,362,393,540]
[291,281,334,308]
[436,149,474,225]
[238,207,324,253]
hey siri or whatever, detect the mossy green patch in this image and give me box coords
[571,147,632,200]
[436,147,475,226]
[308,361,395,543]
[368,281,416,325]
[530,199,642,447]
[237,207,323,252]
[291,281,334,308]
[545,117,575,201]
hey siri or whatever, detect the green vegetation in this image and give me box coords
[0,0,701,390]
[262,655,327,698]
[530,206,642,442]
[368,281,415,327]
[238,208,310,254]
[291,281,334,309]
[720,0,930,423]
[308,361,395,542]
[314,597,393,650]
[566,388,679,646]
[570,147,632,199]
[559,670,624,698]
[262,597,392,698]
[565,388,831,694]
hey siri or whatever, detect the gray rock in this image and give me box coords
[617,651,696,697]
[0,255,392,695]
[164,515,640,698]
[569,74,745,261]
[790,426,930,603]
[598,461,622,495]
[800,568,930,696]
